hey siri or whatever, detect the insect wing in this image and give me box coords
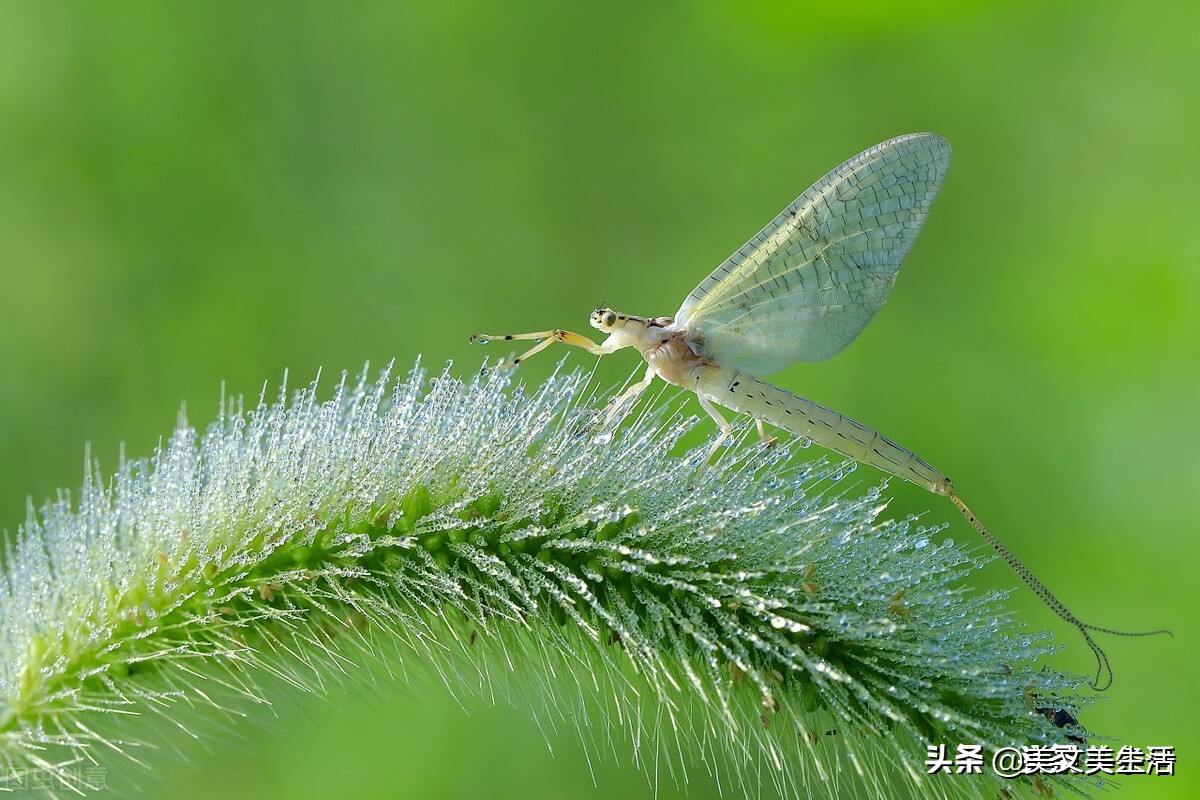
[675,133,951,375]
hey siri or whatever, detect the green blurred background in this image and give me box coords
[1,1,1195,797]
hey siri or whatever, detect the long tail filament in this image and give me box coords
[946,491,1170,691]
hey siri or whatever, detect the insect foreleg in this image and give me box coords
[469,329,617,367]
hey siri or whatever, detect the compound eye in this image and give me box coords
[603,311,617,327]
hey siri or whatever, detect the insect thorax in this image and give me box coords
[642,330,712,388]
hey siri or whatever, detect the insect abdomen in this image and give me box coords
[702,372,952,495]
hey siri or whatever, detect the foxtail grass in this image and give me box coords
[0,360,1098,797]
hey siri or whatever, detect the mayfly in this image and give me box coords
[471,133,1166,688]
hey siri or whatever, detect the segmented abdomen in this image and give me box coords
[698,368,952,494]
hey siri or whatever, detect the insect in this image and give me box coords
[471,133,1166,688]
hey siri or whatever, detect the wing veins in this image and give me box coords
[685,153,885,317]
[674,133,951,375]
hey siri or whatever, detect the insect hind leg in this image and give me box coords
[696,392,732,466]
[755,418,777,447]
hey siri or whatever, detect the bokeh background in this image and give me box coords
[1,1,1195,798]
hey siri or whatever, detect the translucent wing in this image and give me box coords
[675,133,951,375]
